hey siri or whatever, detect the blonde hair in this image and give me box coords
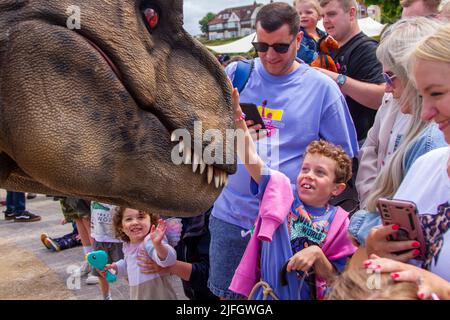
[412,23,450,64]
[326,268,419,300]
[365,17,443,212]
[112,207,160,243]
[440,1,450,19]
[295,0,322,16]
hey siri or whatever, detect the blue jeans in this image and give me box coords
[6,191,26,214]
[208,215,250,299]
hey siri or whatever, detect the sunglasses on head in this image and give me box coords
[252,37,295,54]
[382,72,397,88]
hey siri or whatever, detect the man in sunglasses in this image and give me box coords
[208,2,358,300]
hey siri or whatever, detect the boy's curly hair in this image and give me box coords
[112,207,160,243]
[305,140,352,183]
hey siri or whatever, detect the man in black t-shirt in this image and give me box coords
[317,0,385,143]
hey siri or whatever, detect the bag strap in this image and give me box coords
[248,280,280,300]
[232,59,255,93]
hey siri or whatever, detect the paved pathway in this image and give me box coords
[0,191,187,300]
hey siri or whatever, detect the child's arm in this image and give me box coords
[232,88,265,184]
[287,246,337,281]
[164,261,193,281]
[150,219,169,260]
[145,219,177,267]
[106,259,127,278]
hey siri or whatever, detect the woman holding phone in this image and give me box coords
[348,18,446,260]
[360,23,450,300]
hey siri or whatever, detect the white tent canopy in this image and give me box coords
[206,32,256,54]
[206,17,385,54]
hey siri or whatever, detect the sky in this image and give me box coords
[183,0,293,36]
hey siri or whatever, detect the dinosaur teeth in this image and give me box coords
[223,172,228,186]
[207,165,214,185]
[171,132,177,142]
[214,172,220,189]
[199,159,206,175]
[173,139,228,188]
[192,153,200,173]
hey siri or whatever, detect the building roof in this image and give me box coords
[209,2,262,25]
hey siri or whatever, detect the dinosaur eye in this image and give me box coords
[144,8,159,30]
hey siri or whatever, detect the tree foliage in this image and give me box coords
[199,12,216,34]
[365,0,402,24]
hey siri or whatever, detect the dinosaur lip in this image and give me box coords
[82,35,123,82]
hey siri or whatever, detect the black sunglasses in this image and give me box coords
[252,37,295,54]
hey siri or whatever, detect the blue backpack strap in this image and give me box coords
[232,59,254,93]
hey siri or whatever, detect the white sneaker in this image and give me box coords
[86,273,99,285]
[75,262,90,277]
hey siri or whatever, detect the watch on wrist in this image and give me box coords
[336,74,347,87]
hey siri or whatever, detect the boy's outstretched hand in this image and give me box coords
[231,88,245,127]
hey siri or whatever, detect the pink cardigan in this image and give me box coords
[229,170,356,299]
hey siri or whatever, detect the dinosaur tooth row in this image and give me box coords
[171,133,228,189]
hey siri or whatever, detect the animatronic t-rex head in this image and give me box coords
[0,0,237,217]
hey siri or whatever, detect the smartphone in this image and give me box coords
[240,103,266,130]
[377,198,426,260]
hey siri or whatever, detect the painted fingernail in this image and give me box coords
[413,249,420,256]
[418,293,426,300]
[392,224,399,231]
[370,264,381,270]
[363,260,372,267]
[391,273,400,280]
[412,242,420,248]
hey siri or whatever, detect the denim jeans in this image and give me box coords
[6,191,26,214]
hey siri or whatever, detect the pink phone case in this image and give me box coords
[377,198,426,260]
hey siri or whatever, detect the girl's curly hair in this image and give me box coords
[112,207,160,243]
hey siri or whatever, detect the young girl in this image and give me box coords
[229,88,356,300]
[107,207,177,300]
[295,0,327,64]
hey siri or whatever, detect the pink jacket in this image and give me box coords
[229,170,356,299]
[229,170,293,296]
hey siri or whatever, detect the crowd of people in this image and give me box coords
[2,0,450,300]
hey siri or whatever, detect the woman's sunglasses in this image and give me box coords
[252,38,295,54]
[382,72,397,88]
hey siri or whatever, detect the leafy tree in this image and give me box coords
[199,12,216,34]
[365,0,402,24]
